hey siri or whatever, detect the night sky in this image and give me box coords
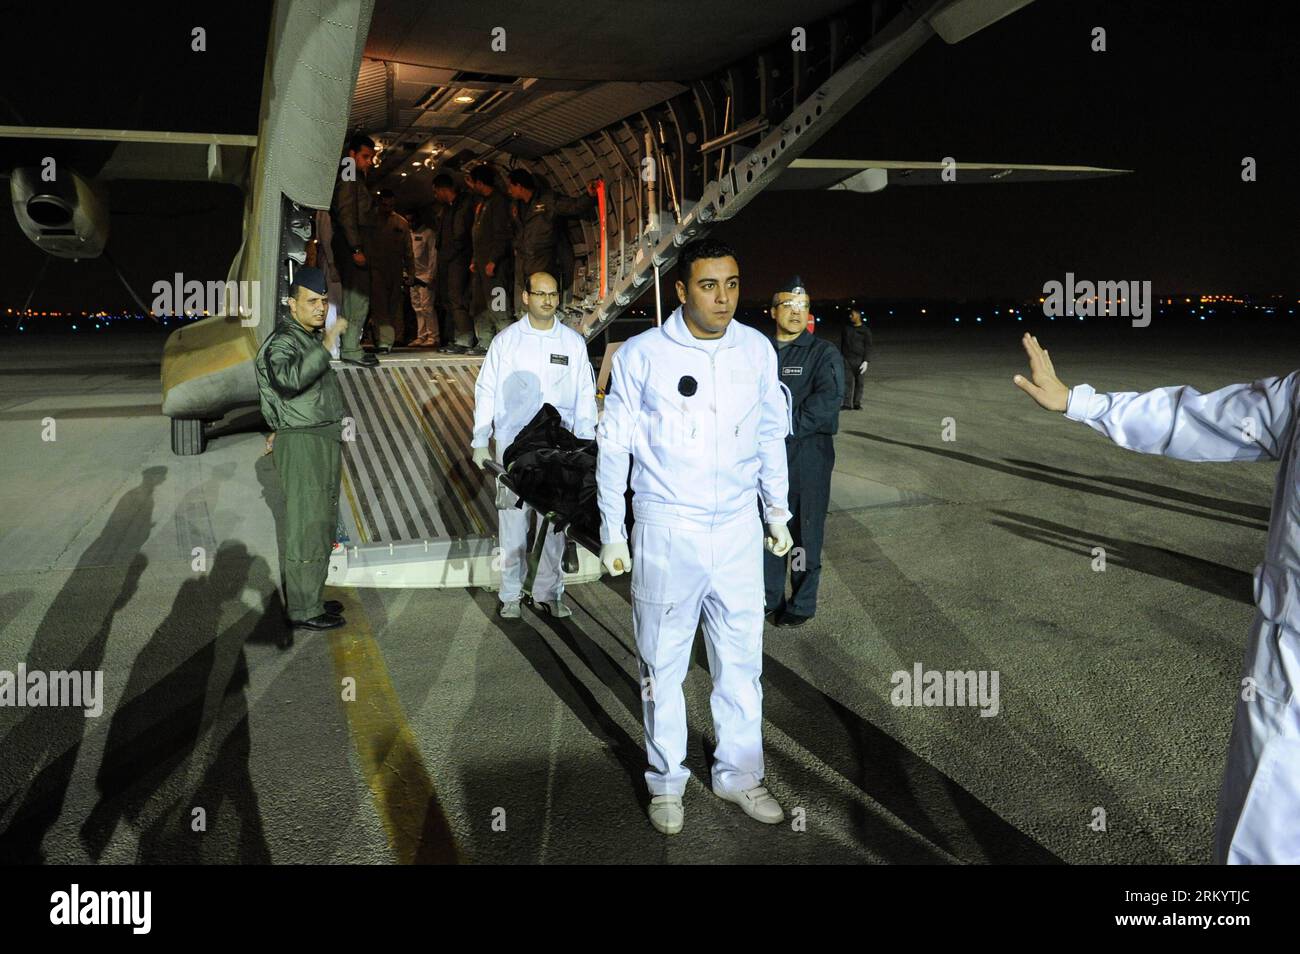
[2,0,1296,311]
[718,0,1300,299]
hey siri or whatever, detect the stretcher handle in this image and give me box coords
[480,459,602,556]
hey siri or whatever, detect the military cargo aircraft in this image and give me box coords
[1,0,1122,587]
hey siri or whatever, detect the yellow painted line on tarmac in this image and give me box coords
[339,469,370,545]
[326,590,462,864]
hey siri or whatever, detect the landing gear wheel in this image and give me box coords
[171,417,207,456]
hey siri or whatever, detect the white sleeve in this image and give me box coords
[756,346,791,524]
[573,344,598,441]
[595,348,642,544]
[1065,371,1298,462]
[471,343,499,448]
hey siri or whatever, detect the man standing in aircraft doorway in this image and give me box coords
[467,164,514,355]
[368,189,413,352]
[331,131,380,367]
[433,173,474,354]
[506,168,598,312]
[596,238,794,836]
[407,207,438,348]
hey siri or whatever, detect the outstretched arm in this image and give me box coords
[1013,333,1296,462]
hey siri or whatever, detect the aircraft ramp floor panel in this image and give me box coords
[329,353,602,590]
[336,355,494,546]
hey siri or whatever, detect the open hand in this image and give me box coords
[1013,333,1069,412]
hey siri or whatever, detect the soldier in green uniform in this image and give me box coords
[255,267,349,631]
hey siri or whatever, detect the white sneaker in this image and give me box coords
[499,599,521,619]
[648,794,684,835]
[715,784,784,824]
[539,598,572,618]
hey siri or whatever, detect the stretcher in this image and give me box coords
[482,458,602,602]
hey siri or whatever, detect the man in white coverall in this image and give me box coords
[596,238,794,835]
[1014,332,1299,864]
[472,271,597,619]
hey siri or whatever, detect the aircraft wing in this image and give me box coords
[770,158,1130,191]
[0,127,256,185]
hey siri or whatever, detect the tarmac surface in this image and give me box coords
[0,323,1291,864]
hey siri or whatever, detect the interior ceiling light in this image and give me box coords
[453,94,476,104]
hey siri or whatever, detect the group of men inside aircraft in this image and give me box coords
[310,130,600,365]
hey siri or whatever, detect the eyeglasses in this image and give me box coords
[776,300,809,313]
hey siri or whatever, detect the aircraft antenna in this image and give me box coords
[20,256,50,314]
[102,248,160,323]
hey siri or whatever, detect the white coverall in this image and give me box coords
[472,316,597,603]
[409,224,437,341]
[596,306,791,796]
[1066,375,1300,864]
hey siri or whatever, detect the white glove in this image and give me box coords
[472,446,491,470]
[859,361,868,374]
[600,541,631,576]
[765,522,793,557]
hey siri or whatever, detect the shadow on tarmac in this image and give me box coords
[848,431,1268,531]
[0,467,163,863]
[204,406,268,445]
[479,571,1069,862]
[814,509,1184,863]
[1004,458,1270,524]
[990,509,1255,607]
[448,588,650,862]
[78,541,283,863]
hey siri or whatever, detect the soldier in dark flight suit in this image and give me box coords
[763,276,843,626]
[255,268,348,631]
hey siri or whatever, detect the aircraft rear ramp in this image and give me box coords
[325,353,602,590]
